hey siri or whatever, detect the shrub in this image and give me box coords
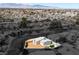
[76,18,79,25]
[19,17,28,28]
[74,14,79,25]
[49,19,62,30]
[56,36,67,43]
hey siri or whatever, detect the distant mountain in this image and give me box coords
[0,3,23,6]
[0,3,29,8]
[0,3,59,9]
[31,5,49,7]
[32,5,59,9]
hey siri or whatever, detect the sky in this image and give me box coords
[0,0,79,8]
[40,3,79,9]
[26,3,79,9]
[0,0,79,3]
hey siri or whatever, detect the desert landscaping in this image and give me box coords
[0,8,79,55]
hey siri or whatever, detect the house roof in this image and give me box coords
[24,39,45,49]
[24,37,61,49]
[31,37,45,41]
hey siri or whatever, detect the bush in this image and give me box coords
[74,15,79,25]
[49,44,54,48]
[49,19,62,30]
[19,17,28,28]
[76,18,79,25]
[56,36,67,43]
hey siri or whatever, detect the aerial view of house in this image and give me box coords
[24,37,61,49]
[0,3,79,55]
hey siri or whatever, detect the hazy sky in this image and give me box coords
[0,0,79,8]
[40,3,79,9]
[27,3,79,9]
[0,0,79,3]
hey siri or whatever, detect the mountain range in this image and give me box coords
[0,3,59,9]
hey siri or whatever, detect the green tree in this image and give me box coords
[49,19,62,30]
[74,14,79,25]
[76,18,79,25]
[19,17,28,28]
